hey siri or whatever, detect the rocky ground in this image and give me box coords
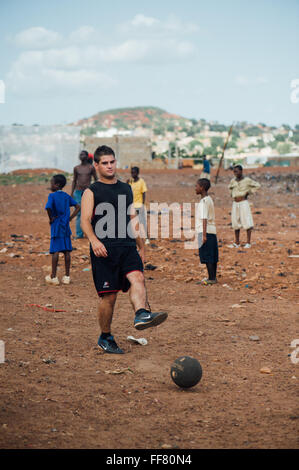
[0,166,298,449]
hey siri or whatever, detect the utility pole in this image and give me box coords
[214,124,233,184]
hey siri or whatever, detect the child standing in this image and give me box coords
[127,166,150,244]
[228,165,261,248]
[195,178,218,285]
[45,174,80,285]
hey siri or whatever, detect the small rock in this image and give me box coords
[145,263,157,271]
[249,335,260,341]
[260,367,272,374]
[43,357,56,364]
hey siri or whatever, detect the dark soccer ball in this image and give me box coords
[170,356,202,388]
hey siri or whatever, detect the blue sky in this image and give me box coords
[0,0,298,126]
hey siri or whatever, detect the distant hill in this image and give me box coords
[73,106,192,133]
[72,106,299,159]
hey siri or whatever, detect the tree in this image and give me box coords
[211,136,224,149]
[226,140,237,149]
[257,138,266,149]
[166,123,175,132]
[188,140,202,151]
[187,127,197,137]
[277,142,291,155]
[275,134,286,142]
[244,126,262,136]
[290,132,299,145]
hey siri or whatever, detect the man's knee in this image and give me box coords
[127,271,144,286]
[99,292,117,306]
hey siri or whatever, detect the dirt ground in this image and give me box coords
[0,167,298,449]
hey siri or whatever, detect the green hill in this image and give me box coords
[74,106,192,134]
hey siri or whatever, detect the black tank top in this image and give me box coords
[89,180,136,247]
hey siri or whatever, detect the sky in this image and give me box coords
[0,0,298,127]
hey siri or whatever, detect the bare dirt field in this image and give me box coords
[0,167,298,449]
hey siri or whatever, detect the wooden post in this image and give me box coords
[214,124,233,184]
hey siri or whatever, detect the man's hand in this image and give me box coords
[49,216,57,225]
[91,239,108,257]
[202,234,207,245]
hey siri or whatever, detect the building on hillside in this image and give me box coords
[83,135,152,169]
[264,153,299,167]
[96,128,133,138]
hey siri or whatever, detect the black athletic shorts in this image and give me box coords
[90,245,144,297]
[198,233,219,264]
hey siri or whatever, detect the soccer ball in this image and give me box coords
[170,356,202,388]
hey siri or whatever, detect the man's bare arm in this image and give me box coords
[71,167,77,197]
[80,189,108,257]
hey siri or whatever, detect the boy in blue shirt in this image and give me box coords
[45,174,80,285]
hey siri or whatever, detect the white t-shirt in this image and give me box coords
[195,195,216,234]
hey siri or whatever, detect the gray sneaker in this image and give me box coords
[98,335,124,354]
[134,310,168,330]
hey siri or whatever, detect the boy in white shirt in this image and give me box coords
[195,178,218,285]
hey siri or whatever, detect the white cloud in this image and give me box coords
[131,14,159,28]
[235,75,250,86]
[14,27,62,49]
[8,17,198,96]
[7,50,116,96]
[235,75,269,86]
[69,26,97,44]
[121,13,199,35]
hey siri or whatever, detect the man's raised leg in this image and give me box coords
[126,271,168,330]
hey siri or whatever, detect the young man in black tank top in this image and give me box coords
[81,145,167,354]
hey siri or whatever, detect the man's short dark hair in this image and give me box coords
[53,174,67,189]
[233,164,243,171]
[131,166,139,174]
[197,178,211,191]
[93,145,115,163]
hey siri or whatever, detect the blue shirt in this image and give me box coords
[203,159,210,174]
[45,191,77,238]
